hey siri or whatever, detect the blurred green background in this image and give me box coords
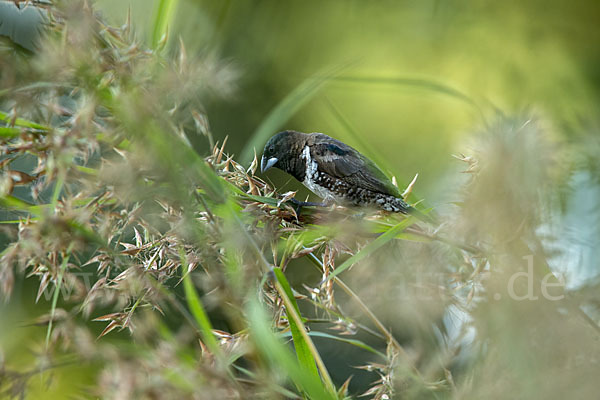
[99,0,600,201]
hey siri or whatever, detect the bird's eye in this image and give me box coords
[269,145,275,153]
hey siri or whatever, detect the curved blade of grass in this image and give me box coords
[325,98,444,219]
[0,195,44,214]
[152,0,179,49]
[324,216,416,282]
[272,268,337,395]
[240,64,349,165]
[0,110,50,131]
[332,75,478,107]
[324,97,393,175]
[247,298,336,400]
[282,330,385,359]
[331,75,486,123]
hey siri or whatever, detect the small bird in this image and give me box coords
[261,130,430,219]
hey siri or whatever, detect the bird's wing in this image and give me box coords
[309,134,402,197]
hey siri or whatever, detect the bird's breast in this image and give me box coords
[300,145,347,203]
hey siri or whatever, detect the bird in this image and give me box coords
[261,130,433,221]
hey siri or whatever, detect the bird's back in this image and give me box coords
[306,133,403,198]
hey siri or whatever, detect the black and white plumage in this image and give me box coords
[260,130,415,214]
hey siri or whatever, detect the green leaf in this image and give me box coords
[325,216,416,282]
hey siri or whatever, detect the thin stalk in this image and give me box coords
[306,252,433,388]
[46,254,69,348]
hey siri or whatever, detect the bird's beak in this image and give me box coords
[261,156,278,173]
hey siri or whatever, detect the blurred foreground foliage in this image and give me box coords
[1,1,600,399]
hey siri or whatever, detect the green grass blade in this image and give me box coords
[331,75,478,108]
[75,165,99,176]
[331,74,486,123]
[325,216,416,282]
[0,195,42,214]
[0,127,23,137]
[247,299,337,400]
[0,110,50,131]
[152,0,179,49]
[283,330,385,358]
[272,268,336,395]
[272,268,320,377]
[324,97,394,174]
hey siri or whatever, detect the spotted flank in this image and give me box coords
[300,146,409,212]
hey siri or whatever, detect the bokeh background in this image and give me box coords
[2,0,600,398]
[98,0,600,288]
[99,0,600,198]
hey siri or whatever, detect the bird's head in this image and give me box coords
[260,130,306,174]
